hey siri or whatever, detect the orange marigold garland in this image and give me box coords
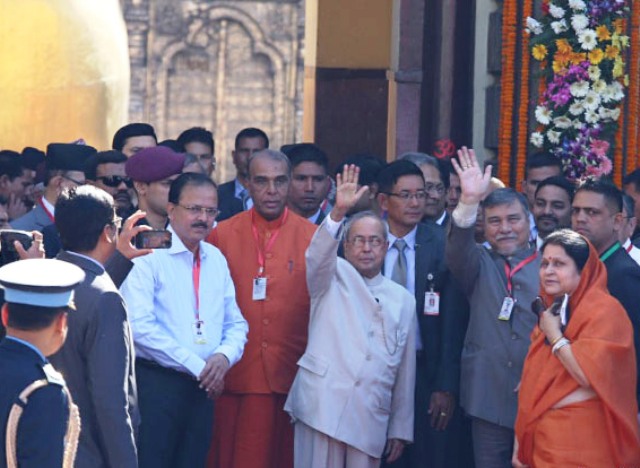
[626,1,640,173]
[516,0,534,188]
[498,0,518,184]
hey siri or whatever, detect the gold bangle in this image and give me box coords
[549,335,563,347]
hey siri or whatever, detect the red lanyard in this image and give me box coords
[504,253,537,296]
[192,250,201,319]
[251,208,288,276]
[626,243,633,254]
[38,198,54,223]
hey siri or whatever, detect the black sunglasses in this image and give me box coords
[96,175,134,188]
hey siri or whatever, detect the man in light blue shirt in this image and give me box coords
[120,172,248,468]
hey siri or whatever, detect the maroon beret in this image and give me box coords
[125,146,185,183]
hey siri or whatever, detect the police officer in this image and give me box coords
[0,258,84,468]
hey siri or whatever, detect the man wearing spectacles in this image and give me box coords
[121,173,248,468]
[398,153,450,227]
[285,164,417,468]
[85,150,135,219]
[377,161,468,468]
[13,143,95,233]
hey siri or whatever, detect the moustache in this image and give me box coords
[538,215,558,223]
[191,222,209,229]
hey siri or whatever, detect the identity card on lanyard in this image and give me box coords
[192,251,208,344]
[499,253,537,321]
[251,208,288,301]
[423,273,440,316]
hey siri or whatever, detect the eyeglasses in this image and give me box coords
[61,174,85,186]
[347,235,385,248]
[110,216,122,230]
[97,175,133,188]
[385,191,428,201]
[178,204,219,218]
[424,183,446,195]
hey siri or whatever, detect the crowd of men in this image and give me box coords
[0,121,639,468]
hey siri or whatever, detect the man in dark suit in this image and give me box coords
[217,127,269,221]
[572,179,640,405]
[377,161,468,468]
[50,185,143,468]
[285,143,331,225]
[0,258,85,467]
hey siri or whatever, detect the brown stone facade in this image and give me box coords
[122,0,305,182]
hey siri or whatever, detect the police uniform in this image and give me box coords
[0,259,84,468]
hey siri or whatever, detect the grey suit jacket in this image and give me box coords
[445,221,539,429]
[11,203,52,232]
[50,251,139,468]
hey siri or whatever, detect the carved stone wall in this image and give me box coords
[122,0,304,182]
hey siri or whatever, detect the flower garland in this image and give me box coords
[626,3,640,175]
[526,0,630,181]
[516,1,534,187]
[498,0,518,184]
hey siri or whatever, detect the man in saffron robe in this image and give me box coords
[206,149,316,468]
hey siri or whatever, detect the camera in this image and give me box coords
[134,230,172,249]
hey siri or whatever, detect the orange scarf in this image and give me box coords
[515,240,640,466]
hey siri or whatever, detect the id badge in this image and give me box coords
[192,320,208,345]
[253,277,267,301]
[424,292,440,316]
[498,297,515,321]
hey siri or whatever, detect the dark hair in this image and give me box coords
[483,188,530,217]
[622,193,635,219]
[525,152,563,176]
[84,150,127,181]
[541,228,590,272]
[168,172,217,204]
[112,123,157,151]
[575,178,622,214]
[623,168,640,192]
[56,186,115,252]
[6,302,68,331]
[376,160,425,194]
[534,175,575,202]
[335,154,385,187]
[158,139,183,153]
[234,128,269,150]
[398,152,449,188]
[0,150,24,180]
[283,143,329,172]
[177,127,214,152]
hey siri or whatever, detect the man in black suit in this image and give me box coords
[216,127,269,221]
[623,169,640,246]
[0,258,85,467]
[377,160,468,468]
[572,179,640,405]
[285,143,331,225]
[50,186,144,468]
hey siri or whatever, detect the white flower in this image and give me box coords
[578,29,597,50]
[570,80,589,97]
[553,116,573,129]
[601,85,615,103]
[573,119,584,130]
[551,20,568,34]
[610,81,624,101]
[530,132,544,148]
[569,102,585,115]
[549,3,566,18]
[547,130,561,144]
[535,105,552,125]
[588,65,601,81]
[583,90,601,110]
[526,17,543,35]
[571,14,589,33]
[569,0,587,10]
[585,109,600,123]
[592,80,607,94]
[610,107,621,120]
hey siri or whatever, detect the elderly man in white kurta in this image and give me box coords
[285,165,417,468]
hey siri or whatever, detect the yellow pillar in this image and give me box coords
[0,0,130,151]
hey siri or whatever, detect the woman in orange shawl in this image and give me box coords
[514,229,640,468]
